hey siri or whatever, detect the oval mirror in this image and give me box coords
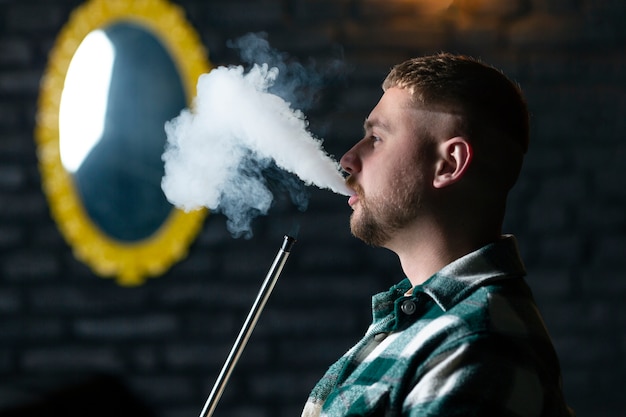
[35,0,211,286]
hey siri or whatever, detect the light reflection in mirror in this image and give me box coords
[59,29,115,173]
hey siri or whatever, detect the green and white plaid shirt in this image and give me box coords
[302,236,574,417]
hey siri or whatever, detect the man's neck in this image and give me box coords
[387,222,500,287]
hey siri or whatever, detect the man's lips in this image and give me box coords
[344,177,360,207]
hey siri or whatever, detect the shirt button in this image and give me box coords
[373,332,388,342]
[400,299,417,315]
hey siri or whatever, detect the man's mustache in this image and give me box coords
[345,176,364,197]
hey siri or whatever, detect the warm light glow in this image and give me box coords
[59,30,115,173]
[416,0,454,15]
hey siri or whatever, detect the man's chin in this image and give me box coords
[349,218,388,247]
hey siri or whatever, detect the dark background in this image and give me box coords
[1,0,625,416]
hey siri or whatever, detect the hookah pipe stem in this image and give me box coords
[199,235,297,417]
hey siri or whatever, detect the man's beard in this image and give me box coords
[346,173,423,247]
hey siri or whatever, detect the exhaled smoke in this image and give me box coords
[161,34,351,238]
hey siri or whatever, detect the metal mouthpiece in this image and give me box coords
[281,234,297,253]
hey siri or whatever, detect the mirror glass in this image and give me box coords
[60,23,186,241]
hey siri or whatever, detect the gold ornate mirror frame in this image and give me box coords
[35,0,211,286]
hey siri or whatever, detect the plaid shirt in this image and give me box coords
[302,236,574,417]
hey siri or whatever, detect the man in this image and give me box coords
[302,54,574,416]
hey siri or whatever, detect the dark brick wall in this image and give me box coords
[1,0,625,416]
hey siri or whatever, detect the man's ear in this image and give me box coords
[432,137,473,189]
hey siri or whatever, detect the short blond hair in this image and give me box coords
[384,53,529,191]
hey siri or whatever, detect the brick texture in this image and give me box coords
[1,0,625,416]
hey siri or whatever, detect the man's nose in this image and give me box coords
[340,143,362,175]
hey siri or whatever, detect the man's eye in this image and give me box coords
[371,135,381,143]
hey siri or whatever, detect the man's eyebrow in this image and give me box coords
[363,118,391,133]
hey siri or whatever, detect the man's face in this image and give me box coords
[340,87,437,247]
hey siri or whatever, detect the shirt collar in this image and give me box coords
[416,235,526,311]
[371,235,526,322]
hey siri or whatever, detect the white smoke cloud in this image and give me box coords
[161,36,351,238]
